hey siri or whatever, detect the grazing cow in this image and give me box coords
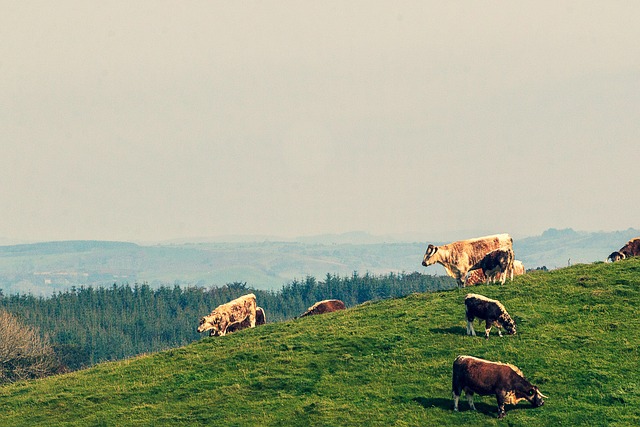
[468,247,515,285]
[607,237,640,262]
[464,293,516,338]
[452,355,546,419]
[467,260,525,286]
[209,306,266,337]
[197,293,257,337]
[607,251,625,262]
[299,299,346,318]
[422,234,513,287]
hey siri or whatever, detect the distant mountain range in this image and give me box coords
[0,228,637,296]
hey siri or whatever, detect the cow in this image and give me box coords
[513,260,525,276]
[464,293,516,339]
[465,269,486,286]
[468,247,515,285]
[197,293,257,337]
[452,355,546,419]
[422,234,513,287]
[607,237,640,262]
[209,306,266,337]
[466,260,525,286]
[607,251,625,262]
[298,299,346,318]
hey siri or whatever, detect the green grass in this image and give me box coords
[1,259,639,426]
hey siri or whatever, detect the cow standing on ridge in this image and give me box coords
[466,260,525,286]
[468,247,515,285]
[422,234,513,287]
[607,237,640,262]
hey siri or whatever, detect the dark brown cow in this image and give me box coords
[466,260,524,286]
[607,237,640,262]
[607,251,625,262]
[299,299,346,318]
[209,307,266,337]
[452,355,546,419]
[464,293,516,338]
[468,247,515,285]
[422,234,513,287]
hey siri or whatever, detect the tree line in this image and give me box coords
[0,271,454,381]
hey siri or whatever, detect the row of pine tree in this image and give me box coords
[0,272,454,371]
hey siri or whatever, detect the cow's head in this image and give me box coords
[607,251,625,262]
[422,244,438,266]
[523,386,546,407]
[499,314,517,335]
[197,313,222,334]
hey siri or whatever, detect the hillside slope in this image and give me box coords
[1,259,639,426]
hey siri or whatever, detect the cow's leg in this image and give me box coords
[249,313,256,328]
[452,392,460,412]
[497,325,503,337]
[466,391,476,410]
[485,320,492,339]
[466,313,476,336]
[467,320,476,336]
[496,392,507,419]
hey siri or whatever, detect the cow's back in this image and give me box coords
[300,299,346,317]
[465,295,500,319]
[623,238,640,256]
[456,234,513,269]
[453,355,519,394]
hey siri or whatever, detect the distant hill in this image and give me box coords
[1,260,638,425]
[0,228,638,295]
[514,227,640,269]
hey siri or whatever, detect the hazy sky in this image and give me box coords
[2,1,639,243]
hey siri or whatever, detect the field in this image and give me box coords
[1,259,639,426]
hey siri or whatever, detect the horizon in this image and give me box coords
[2,226,639,247]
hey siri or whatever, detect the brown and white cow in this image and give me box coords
[299,299,346,318]
[452,355,546,419]
[197,293,257,337]
[209,306,266,337]
[513,260,525,276]
[468,247,515,285]
[607,237,640,262]
[422,234,513,287]
[466,260,525,286]
[464,293,516,338]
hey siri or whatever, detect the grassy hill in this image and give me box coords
[1,259,639,426]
